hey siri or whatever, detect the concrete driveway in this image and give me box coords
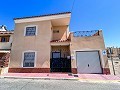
[0,78,120,90]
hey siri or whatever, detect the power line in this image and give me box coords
[69,0,76,30]
[71,0,76,13]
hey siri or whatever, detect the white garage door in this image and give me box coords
[76,51,102,74]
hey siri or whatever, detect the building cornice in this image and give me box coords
[14,12,71,23]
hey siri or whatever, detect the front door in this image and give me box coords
[50,52,71,72]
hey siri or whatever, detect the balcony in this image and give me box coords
[0,42,11,50]
[50,39,70,46]
[73,30,100,37]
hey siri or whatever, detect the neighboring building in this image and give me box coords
[107,47,120,59]
[107,47,120,75]
[8,12,110,74]
[0,25,13,74]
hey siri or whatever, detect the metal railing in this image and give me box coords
[73,30,99,37]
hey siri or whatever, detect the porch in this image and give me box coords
[50,45,71,73]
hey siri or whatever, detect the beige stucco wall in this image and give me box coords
[9,20,52,68]
[51,46,70,58]
[52,26,69,40]
[70,31,109,69]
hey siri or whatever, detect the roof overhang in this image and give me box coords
[14,12,71,25]
[51,17,70,26]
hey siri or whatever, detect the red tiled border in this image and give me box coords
[8,68,50,73]
[71,68,77,74]
[8,68,110,75]
[102,68,110,75]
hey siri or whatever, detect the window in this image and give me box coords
[53,30,59,33]
[23,52,35,67]
[1,37,6,42]
[25,26,36,36]
[1,36,9,42]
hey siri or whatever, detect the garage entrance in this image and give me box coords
[76,51,102,74]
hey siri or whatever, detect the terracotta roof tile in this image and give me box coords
[14,12,71,20]
[51,39,70,43]
[0,31,14,34]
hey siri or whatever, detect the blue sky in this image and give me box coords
[0,0,120,47]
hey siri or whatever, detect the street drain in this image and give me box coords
[74,75,78,77]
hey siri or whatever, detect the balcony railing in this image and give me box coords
[73,30,100,37]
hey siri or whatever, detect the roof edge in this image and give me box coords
[14,12,71,20]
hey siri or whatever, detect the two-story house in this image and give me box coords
[0,25,13,74]
[8,12,110,74]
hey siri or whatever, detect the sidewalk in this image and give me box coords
[1,73,120,83]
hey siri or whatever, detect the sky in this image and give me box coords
[0,0,120,47]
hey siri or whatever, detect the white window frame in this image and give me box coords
[24,25,38,36]
[22,50,37,68]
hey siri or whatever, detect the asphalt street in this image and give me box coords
[0,78,120,90]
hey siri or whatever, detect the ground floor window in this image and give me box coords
[23,52,35,67]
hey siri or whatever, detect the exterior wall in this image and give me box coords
[51,46,69,52]
[0,34,13,50]
[52,26,68,40]
[51,46,70,58]
[9,20,52,72]
[70,31,110,74]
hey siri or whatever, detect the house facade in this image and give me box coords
[8,12,110,74]
[0,25,13,74]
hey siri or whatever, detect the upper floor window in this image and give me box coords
[23,52,35,67]
[25,26,36,36]
[0,36,10,42]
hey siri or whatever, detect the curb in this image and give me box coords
[78,78,120,83]
[1,76,120,83]
[0,76,79,81]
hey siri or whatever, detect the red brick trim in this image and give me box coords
[9,68,110,74]
[8,68,50,73]
[71,68,77,74]
[102,68,110,75]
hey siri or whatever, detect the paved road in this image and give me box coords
[0,79,120,90]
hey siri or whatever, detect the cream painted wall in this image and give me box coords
[9,20,52,68]
[70,31,109,69]
[52,26,68,40]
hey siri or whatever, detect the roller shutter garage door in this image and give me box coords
[76,51,102,74]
